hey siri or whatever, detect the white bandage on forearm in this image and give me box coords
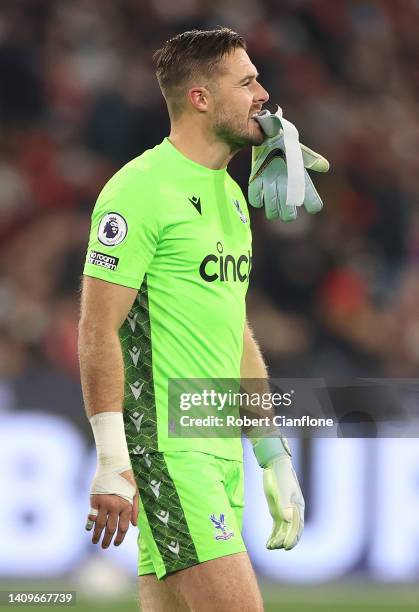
[89,411,136,504]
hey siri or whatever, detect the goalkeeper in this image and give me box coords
[79,27,328,612]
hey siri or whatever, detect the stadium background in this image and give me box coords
[1,0,419,610]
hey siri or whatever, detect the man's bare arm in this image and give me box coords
[241,318,305,550]
[240,321,273,427]
[78,275,138,548]
[241,321,268,379]
[78,275,137,416]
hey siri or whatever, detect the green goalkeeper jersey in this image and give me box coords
[83,138,251,461]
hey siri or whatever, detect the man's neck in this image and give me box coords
[168,120,234,170]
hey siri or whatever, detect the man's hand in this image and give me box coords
[86,469,139,548]
[84,411,137,548]
[248,106,329,222]
[251,435,305,550]
[263,455,304,550]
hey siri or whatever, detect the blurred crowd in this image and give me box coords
[1,0,419,394]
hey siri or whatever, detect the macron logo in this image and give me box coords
[129,411,144,432]
[156,510,170,525]
[150,479,161,499]
[129,381,144,401]
[188,196,202,215]
[128,346,140,366]
[167,540,180,556]
[127,312,138,332]
[132,445,151,467]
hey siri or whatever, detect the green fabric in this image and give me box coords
[135,451,246,578]
[133,451,199,577]
[84,138,251,460]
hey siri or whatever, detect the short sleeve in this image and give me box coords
[83,166,161,289]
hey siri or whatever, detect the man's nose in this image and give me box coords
[256,83,269,104]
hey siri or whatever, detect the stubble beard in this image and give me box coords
[213,108,266,152]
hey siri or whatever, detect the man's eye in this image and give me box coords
[242,80,250,86]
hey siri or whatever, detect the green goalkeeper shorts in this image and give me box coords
[133,451,246,579]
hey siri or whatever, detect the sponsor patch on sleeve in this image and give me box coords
[87,250,119,271]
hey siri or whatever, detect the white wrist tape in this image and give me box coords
[89,411,136,504]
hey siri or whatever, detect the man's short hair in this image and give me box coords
[153,27,246,119]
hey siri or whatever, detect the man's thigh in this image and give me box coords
[139,574,188,612]
[165,551,264,612]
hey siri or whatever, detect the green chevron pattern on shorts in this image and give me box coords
[132,452,199,574]
[120,276,158,453]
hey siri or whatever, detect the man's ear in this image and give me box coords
[188,87,209,113]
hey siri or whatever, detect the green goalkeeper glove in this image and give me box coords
[252,435,305,550]
[249,106,329,222]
